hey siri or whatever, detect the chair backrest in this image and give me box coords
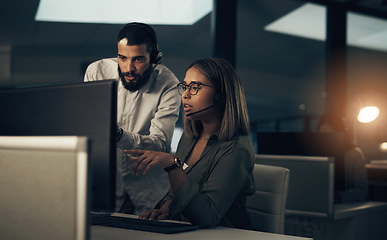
[246,163,290,234]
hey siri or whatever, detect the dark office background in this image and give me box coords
[1,0,387,161]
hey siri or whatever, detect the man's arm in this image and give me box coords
[117,82,180,153]
[84,58,119,82]
[84,61,181,153]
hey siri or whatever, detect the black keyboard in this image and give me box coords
[91,212,199,234]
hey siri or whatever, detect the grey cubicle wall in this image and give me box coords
[0,136,90,240]
[256,154,335,218]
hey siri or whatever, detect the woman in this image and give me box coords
[126,58,255,229]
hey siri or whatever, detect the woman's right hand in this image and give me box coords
[139,208,170,220]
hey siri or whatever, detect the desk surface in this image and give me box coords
[334,201,387,220]
[91,225,312,240]
[366,163,387,169]
[366,163,387,186]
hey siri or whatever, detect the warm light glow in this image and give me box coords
[357,106,380,123]
[380,142,387,152]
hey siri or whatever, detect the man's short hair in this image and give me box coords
[117,22,160,63]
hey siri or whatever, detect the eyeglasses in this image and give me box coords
[177,82,213,95]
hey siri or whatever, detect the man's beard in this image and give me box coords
[118,65,153,92]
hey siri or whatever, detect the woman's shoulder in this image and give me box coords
[224,135,253,146]
[217,135,255,158]
[218,136,255,171]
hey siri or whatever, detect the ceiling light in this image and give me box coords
[265,3,326,41]
[264,3,387,52]
[35,0,213,25]
[357,106,380,123]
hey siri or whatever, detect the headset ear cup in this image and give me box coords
[152,51,162,64]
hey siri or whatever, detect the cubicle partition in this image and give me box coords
[0,136,90,240]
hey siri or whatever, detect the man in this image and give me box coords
[84,22,181,214]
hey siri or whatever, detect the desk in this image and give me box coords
[366,163,387,201]
[91,225,313,240]
[285,201,387,240]
[366,163,387,186]
[334,201,387,219]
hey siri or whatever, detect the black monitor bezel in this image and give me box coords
[0,80,117,211]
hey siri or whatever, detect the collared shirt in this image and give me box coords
[84,58,181,214]
[163,133,255,229]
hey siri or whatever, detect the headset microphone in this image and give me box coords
[185,104,217,117]
[185,93,224,117]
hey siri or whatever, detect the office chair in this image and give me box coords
[246,163,290,234]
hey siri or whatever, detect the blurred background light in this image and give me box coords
[357,106,380,123]
[380,142,387,152]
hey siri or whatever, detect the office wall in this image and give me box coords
[0,45,11,86]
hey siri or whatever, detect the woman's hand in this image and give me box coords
[139,200,171,220]
[138,208,170,220]
[124,149,175,176]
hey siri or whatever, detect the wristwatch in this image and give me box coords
[164,157,183,172]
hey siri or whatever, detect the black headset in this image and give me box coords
[128,22,163,64]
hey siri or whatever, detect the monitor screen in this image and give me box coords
[0,80,117,211]
[256,132,345,191]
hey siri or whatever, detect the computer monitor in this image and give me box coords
[0,136,89,240]
[256,132,345,191]
[0,80,117,211]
